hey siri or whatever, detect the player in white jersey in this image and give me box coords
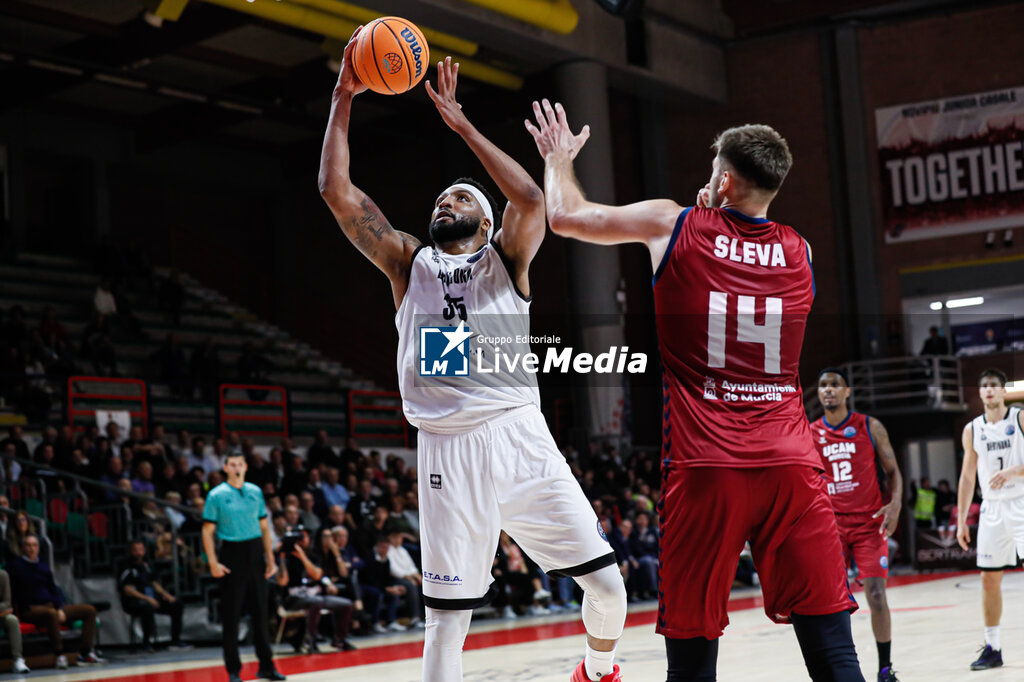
[319,33,626,682]
[956,368,1024,671]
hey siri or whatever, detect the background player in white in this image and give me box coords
[319,31,626,682]
[956,368,1024,671]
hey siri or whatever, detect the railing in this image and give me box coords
[348,390,408,447]
[0,454,200,593]
[218,383,289,438]
[804,355,966,419]
[66,375,148,432]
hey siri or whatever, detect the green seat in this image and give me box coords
[25,499,43,518]
[67,512,87,539]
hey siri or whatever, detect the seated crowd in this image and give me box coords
[0,421,663,658]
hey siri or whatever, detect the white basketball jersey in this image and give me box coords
[395,241,540,432]
[973,406,1024,501]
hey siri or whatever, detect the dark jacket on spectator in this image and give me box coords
[7,554,64,610]
[629,526,659,559]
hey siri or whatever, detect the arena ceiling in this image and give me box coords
[0,0,1001,152]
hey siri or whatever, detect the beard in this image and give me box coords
[429,214,482,244]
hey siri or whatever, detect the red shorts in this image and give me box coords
[836,512,889,580]
[657,465,857,640]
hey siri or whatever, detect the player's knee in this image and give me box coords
[424,607,472,651]
[980,571,1003,589]
[864,582,886,608]
[575,563,627,641]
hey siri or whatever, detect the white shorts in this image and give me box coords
[976,496,1024,570]
[417,405,615,609]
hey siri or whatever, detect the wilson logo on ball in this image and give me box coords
[400,27,424,78]
[382,52,403,74]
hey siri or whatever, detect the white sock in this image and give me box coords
[985,626,1001,650]
[584,644,615,680]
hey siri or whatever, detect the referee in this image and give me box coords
[202,451,285,682]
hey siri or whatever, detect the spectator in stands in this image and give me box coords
[1,305,28,354]
[132,461,156,495]
[190,335,220,401]
[93,280,117,317]
[6,510,35,560]
[37,307,68,344]
[265,447,287,491]
[346,479,378,532]
[276,526,356,653]
[308,431,340,470]
[280,454,308,498]
[322,467,350,510]
[158,271,187,326]
[186,436,219,475]
[629,512,659,600]
[360,534,408,632]
[80,312,117,376]
[386,529,423,627]
[97,456,127,503]
[237,342,273,401]
[298,491,321,535]
[8,534,104,668]
[0,445,17,486]
[0,425,31,462]
[119,539,188,652]
[339,438,363,474]
[401,490,420,538]
[912,476,937,528]
[920,326,949,356]
[0,495,10,542]
[0,567,30,673]
[935,479,956,522]
[493,532,540,618]
[164,491,186,531]
[602,517,632,586]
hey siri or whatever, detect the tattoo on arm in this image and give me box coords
[343,196,393,257]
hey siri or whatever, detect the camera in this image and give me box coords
[280,527,305,554]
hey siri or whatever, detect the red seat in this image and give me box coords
[88,512,109,539]
[48,499,69,524]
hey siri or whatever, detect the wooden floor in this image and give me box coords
[24,570,1024,682]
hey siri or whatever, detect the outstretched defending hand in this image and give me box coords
[524,99,590,162]
[337,26,368,96]
[425,56,469,133]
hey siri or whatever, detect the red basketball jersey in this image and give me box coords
[813,412,883,514]
[654,206,818,469]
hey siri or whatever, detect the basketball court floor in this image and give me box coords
[23,571,1023,682]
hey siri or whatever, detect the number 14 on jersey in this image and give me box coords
[707,291,783,374]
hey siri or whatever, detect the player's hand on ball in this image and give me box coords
[425,56,468,133]
[525,99,590,162]
[956,523,970,551]
[338,26,368,96]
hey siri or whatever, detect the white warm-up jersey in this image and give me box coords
[973,406,1024,501]
[395,241,540,431]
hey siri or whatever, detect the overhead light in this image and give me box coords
[929,301,943,311]
[1008,380,1024,390]
[945,296,984,309]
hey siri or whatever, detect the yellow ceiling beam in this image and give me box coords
[284,0,478,56]
[140,0,191,21]
[459,0,578,35]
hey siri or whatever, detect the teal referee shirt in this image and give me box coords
[203,481,267,542]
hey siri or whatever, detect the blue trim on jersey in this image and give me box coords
[723,207,770,225]
[821,412,853,431]
[865,415,877,451]
[805,242,816,299]
[652,207,691,287]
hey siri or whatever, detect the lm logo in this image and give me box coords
[419,320,473,377]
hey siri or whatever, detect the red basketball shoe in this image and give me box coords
[570,660,622,681]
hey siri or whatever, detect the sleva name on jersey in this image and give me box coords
[713,235,787,267]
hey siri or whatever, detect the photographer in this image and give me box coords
[276,526,355,653]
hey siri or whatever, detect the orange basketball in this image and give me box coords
[351,17,430,95]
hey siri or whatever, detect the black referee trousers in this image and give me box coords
[220,538,273,674]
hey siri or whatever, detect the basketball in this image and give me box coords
[351,17,429,95]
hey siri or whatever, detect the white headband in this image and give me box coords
[448,183,495,240]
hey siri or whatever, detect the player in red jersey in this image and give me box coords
[815,368,903,682]
[527,101,863,681]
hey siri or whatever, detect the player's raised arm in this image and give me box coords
[869,417,903,537]
[525,99,681,250]
[426,57,544,289]
[318,27,420,306]
[956,423,978,550]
